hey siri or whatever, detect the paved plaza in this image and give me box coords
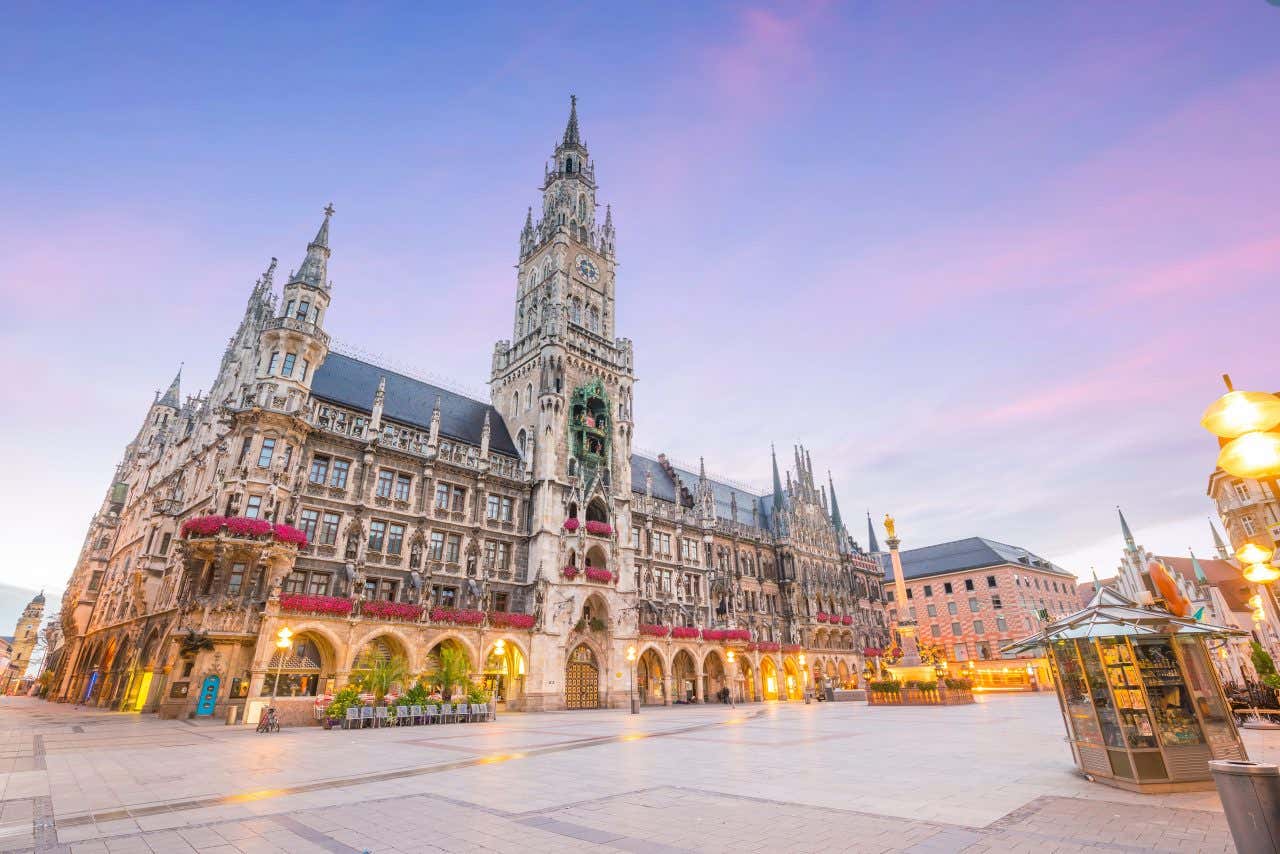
[0,693,1276,853]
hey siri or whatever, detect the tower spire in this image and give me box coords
[158,366,182,408]
[827,471,844,529]
[1117,506,1135,549]
[290,204,334,288]
[770,444,784,511]
[563,94,581,146]
[1209,518,1229,559]
[866,511,880,553]
[1189,548,1209,584]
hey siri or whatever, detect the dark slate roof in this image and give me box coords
[311,352,517,455]
[629,454,679,503]
[879,537,1074,582]
[670,463,762,527]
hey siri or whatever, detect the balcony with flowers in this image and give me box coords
[280,594,354,617]
[180,514,308,560]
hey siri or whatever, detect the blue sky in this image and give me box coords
[2,2,1279,618]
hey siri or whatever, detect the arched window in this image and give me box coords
[570,298,582,325]
[587,305,599,332]
[578,194,586,219]
[525,383,533,412]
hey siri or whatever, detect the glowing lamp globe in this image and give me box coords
[1201,390,1280,439]
[1217,431,1280,479]
[1236,543,1275,566]
[1242,562,1280,584]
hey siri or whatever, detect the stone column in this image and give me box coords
[694,666,705,704]
[887,533,922,667]
[662,672,673,706]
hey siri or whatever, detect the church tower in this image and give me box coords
[4,591,45,693]
[491,98,637,710]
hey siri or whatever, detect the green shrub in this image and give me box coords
[1251,641,1280,690]
[325,685,362,719]
[943,678,972,691]
[466,682,490,705]
[869,680,901,693]
[915,681,938,692]
[401,681,430,707]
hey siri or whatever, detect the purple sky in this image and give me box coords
[3,3,1279,614]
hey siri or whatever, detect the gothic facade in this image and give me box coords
[50,100,888,720]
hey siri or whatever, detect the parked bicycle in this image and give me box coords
[256,706,281,733]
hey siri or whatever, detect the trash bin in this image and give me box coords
[1209,760,1280,854]
[225,704,239,725]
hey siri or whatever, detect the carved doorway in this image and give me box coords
[565,644,600,710]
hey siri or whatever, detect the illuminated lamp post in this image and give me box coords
[271,626,293,706]
[799,652,810,703]
[626,645,638,715]
[725,649,736,708]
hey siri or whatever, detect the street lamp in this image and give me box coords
[725,649,736,708]
[271,626,293,705]
[626,645,638,715]
[1201,378,1280,479]
[1238,544,1280,584]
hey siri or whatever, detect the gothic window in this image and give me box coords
[571,298,581,325]
[578,194,586,219]
[587,305,599,332]
[525,383,533,411]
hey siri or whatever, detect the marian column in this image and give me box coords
[885,514,923,667]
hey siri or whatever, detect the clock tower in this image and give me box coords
[491,97,637,710]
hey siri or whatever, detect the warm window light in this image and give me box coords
[1237,543,1274,566]
[1201,389,1280,439]
[1217,431,1280,480]
[1243,562,1280,584]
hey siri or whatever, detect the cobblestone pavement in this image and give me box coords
[0,694,1275,852]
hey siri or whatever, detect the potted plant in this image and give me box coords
[325,685,362,728]
[426,646,471,702]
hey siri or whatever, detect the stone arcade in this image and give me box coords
[50,99,889,721]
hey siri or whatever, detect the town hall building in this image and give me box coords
[50,100,889,720]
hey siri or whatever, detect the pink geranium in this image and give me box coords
[273,523,309,546]
[841,615,853,626]
[562,518,580,531]
[584,521,613,536]
[280,594,354,616]
[671,626,700,639]
[561,566,579,580]
[584,567,613,583]
[362,600,423,621]
[815,612,829,623]
[489,611,535,629]
[430,607,485,626]
[639,624,670,638]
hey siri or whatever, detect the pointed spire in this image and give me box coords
[1092,568,1101,592]
[603,204,613,230]
[158,366,182,408]
[290,204,334,288]
[1209,518,1229,560]
[522,206,534,233]
[827,471,844,529]
[563,94,581,146]
[866,512,880,553]
[480,411,492,457]
[1117,506,1135,548]
[770,444,784,511]
[1189,548,1208,584]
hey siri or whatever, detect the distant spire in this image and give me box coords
[827,471,844,529]
[770,445,784,511]
[1209,518,1229,560]
[1189,548,1209,584]
[603,204,613,230]
[1117,506,1135,548]
[1092,568,1101,592]
[290,204,334,288]
[522,206,533,232]
[866,512,880,553]
[563,94,581,146]
[158,366,182,408]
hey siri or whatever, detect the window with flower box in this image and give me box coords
[284,571,306,594]
[319,512,340,546]
[433,585,457,607]
[245,496,262,519]
[330,459,350,488]
[308,574,330,596]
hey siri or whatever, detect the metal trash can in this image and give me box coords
[1210,760,1280,854]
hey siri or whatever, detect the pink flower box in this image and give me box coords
[430,607,485,626]
[753,642,781,653]
[489,611,535,629]
[362,600,423,621]
[562,518,580,531]
[816,612,829,623]
[782,644,802,653]
[841,615,853,626]
[671,626,700,640]
[863,647,884,657]
[584,567,613,583]
[724,629,751,642]
[584,521,613,536]
[639,624,670,638]
[181,515,307,546]
[561,566,579,580]
[279,594,353,616]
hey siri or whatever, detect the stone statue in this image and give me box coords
[533,576,549,630]
[883,513,896,540]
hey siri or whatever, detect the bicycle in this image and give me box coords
[256,706,281,733]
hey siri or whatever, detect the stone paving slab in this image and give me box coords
[0,694,1275,852]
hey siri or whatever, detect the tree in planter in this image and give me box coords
[356,655,411,704]
[425,646,471,701]
[1251,641,1280,690]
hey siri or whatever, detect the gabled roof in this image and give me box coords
[310,352,517,455]
[879,536,1074,582]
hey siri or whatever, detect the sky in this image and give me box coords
[2,2,1278,619]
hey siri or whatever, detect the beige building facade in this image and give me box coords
[49,100,889,722]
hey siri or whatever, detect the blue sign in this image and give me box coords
[195,675,220,716]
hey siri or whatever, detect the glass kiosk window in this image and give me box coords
[1133,638,1205,747]
[1175,636,1237,755]
[1050,641,1103,743]
[1097,638,1158,749]
[1077,640,1126,749]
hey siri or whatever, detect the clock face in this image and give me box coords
[575,254,600,284]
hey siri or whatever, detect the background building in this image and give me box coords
[48,100,889,720]
[880,537,1076,691]
[1,592,44,694]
